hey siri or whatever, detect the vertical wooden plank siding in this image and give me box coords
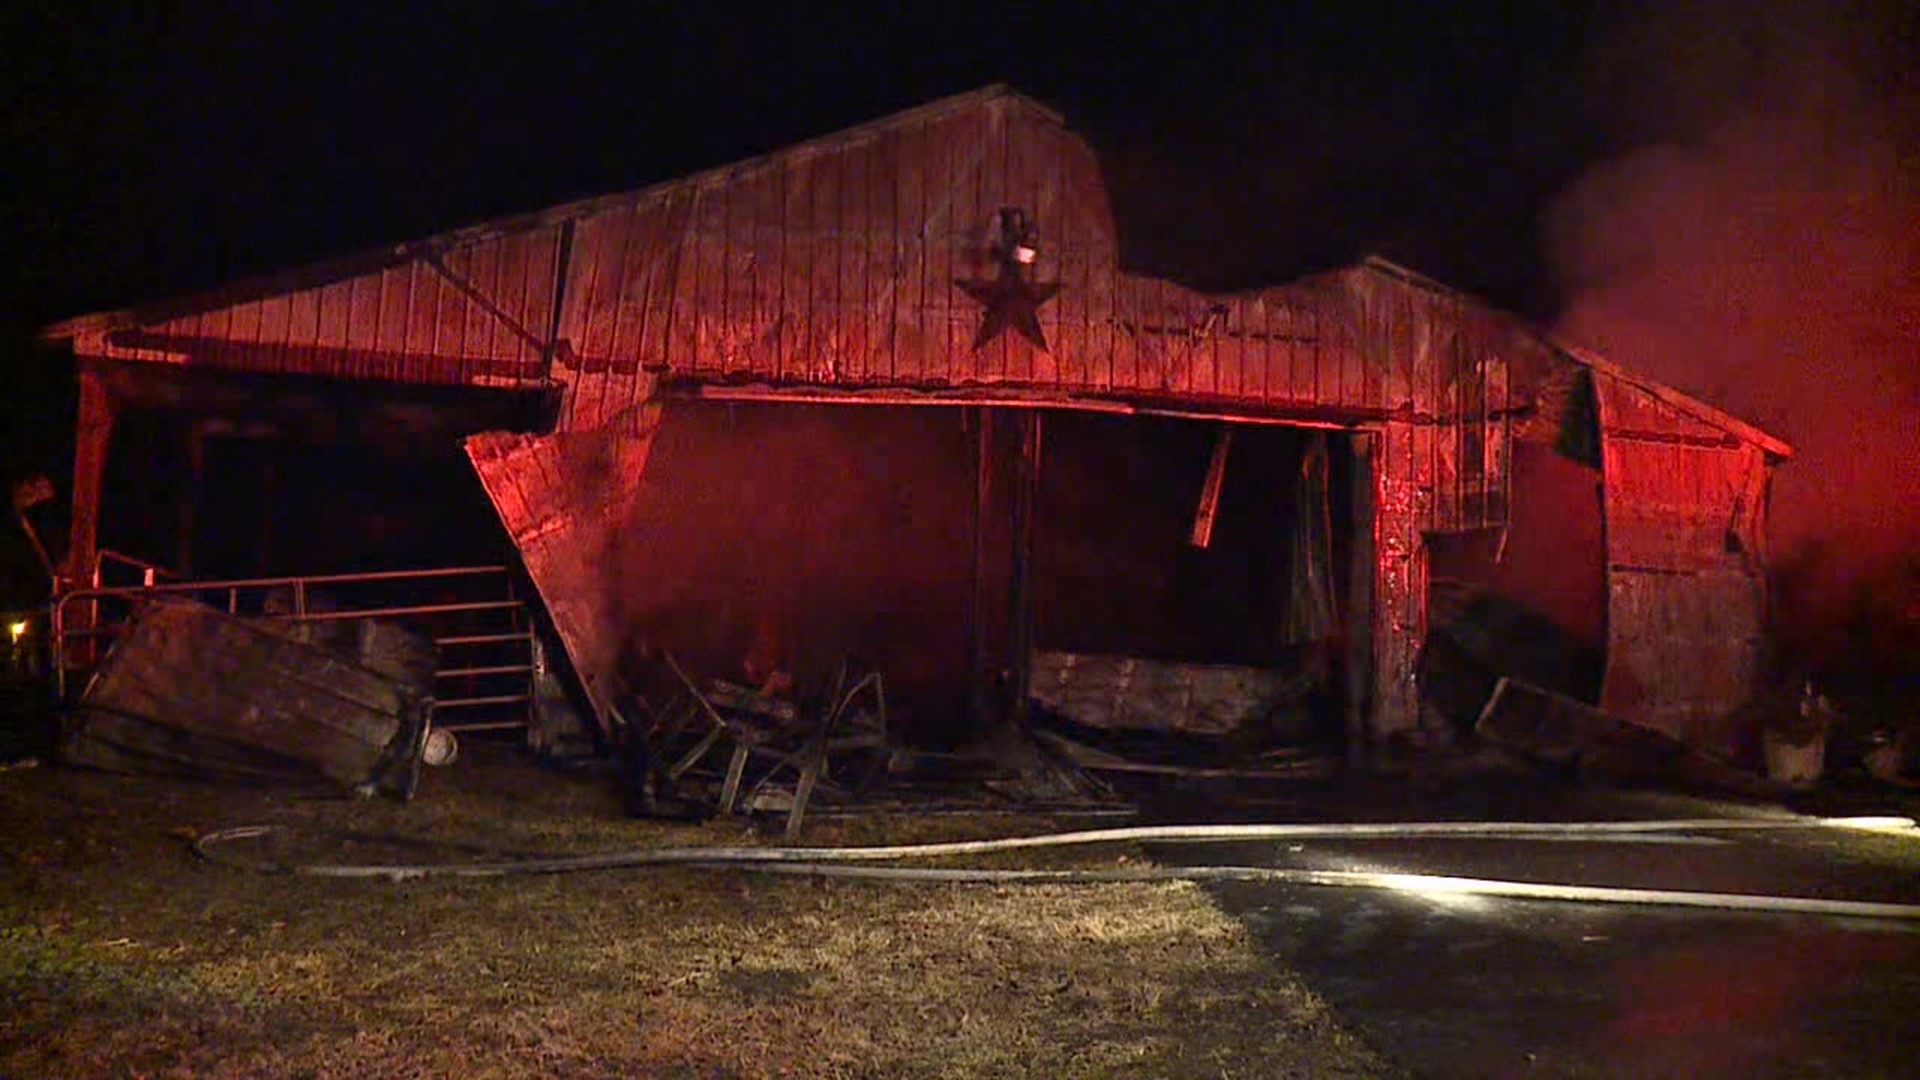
[1595,370,1770,755]
[463,407,664,735]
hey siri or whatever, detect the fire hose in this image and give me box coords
[193,816,1920,921]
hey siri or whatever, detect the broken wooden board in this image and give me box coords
[1034,728,1334,779]
[62,598,434,796]
[1473,676,1618,766]
[1029,651,1319,740]
[1475,675,1771,794]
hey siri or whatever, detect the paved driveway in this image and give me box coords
[1144,773,1920,1079]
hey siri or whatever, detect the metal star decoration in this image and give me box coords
[956,207,1062,352]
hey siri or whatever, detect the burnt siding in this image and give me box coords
[1595,370,1771,754]
[104,228,561,387]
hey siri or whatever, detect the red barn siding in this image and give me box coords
[1595,369,1773,755]
[80,225,562,387]
[1427,442,1608,651]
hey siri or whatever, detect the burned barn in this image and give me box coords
[40,86,1791,770]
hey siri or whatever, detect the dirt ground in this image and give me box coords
[0,741,1392,1079]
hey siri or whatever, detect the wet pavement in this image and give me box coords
[1141,771,1920,1079]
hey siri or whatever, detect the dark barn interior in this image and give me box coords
[89,363,545,581]
[609,401,978,734]
[101,417,513,580]
[589,401,1355,751]
[1036,414,1337,665]
[1034,413,1356,749]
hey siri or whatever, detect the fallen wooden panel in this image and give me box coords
[466,416,660,742]
[1475,676,1769,793]
[62,598,434,796]
[1029,651,1318,740]
[1473,677,1620,766]
[1034,729,1333,779]
[1593,369,1772,757]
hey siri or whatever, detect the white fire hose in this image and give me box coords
[193,815,1920,921]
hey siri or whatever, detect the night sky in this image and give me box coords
[6,4,1621,331]
[0,2,1621,470]
[6,1,1918,642]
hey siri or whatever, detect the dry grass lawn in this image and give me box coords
[0,742,1391,1078]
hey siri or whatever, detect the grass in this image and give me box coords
[0,741,1392,1078]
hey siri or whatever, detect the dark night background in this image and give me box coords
[4,0,1917,662]
[0,3,1615,394]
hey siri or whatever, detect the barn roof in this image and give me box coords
[39,85,1062,344]
[41,84,1789,459]
[1360,257,1793,459]
[1553,341,1792,459]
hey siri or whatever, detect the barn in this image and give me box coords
[39,85,1791,767]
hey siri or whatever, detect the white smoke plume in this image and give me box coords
[1548,0,1920,664]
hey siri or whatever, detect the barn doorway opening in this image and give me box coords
[1028,411,1359,763]
[602,398,1363,767]
[607,399,981,739]
[65,363,556,734]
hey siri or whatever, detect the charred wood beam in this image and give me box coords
[1116,320,1318,345]
[10,507,55,582]
[540,219,576,379]
[1190,426,1232,549]
[11,474,57,582]
[1604,428,1746,450]
[682,378,1528,431]
[682,381,1371,429]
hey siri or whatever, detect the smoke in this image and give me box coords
[1547,0,1920,665]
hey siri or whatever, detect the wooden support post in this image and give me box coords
[62,366,117,674]
[1369,420,1427,747]
[1345,431,1377,768]
[64,367,116,591]
[1006,409,1041,735]
[968,406,996,728]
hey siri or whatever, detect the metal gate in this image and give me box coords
[52,563,536,735]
